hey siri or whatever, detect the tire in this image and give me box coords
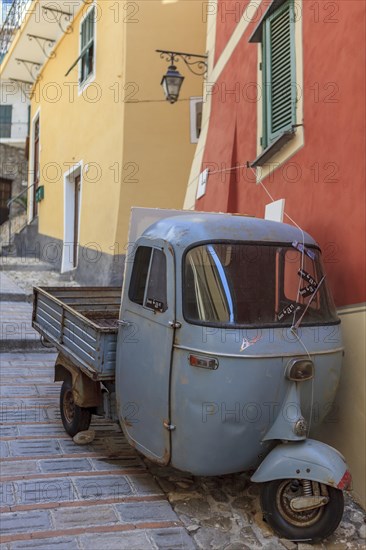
[260,478,344,542]
[60,379,92,437]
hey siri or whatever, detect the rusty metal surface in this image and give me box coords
[55,354,102,407]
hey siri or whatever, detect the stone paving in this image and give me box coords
[0,274,41,351]
[0,258,79,298]
[0,352,192,550]
[0,263,365,549]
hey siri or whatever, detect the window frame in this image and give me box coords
[182,240,340,329]
[190,97,203,144]
[78,5,96,89]
[249,0,303,169]
[128,246,168,313]
[261,0,296,149]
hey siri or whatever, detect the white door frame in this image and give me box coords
[61,161,83,273]
[28,107,40,223]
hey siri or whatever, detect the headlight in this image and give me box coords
[286,359,314,381]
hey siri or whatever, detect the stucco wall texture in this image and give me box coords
[198,0,365,308]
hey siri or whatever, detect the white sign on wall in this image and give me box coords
[196,168,209,200]
[265,199,285,222]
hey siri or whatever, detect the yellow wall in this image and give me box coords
[314,305,366,509]
[30,0,125,252]
[28,0,206,253]
[115,0,207,246]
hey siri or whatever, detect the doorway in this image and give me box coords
[0,178,12,225]
[32,115,40,218]
[61,163,82,273]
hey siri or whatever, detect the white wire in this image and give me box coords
[249,167,316,434]
[194,161,316,436]
[249,168,306,329]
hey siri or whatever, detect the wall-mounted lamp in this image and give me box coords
[156,49,208,104]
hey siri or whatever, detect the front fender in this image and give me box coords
[251,439,351,489]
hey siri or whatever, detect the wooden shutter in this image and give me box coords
[263,0,296,146]
[0,105,12,138]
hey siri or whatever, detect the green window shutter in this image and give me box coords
[263,0,296,147]
[0,105,12,138]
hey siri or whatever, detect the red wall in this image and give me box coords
[214,0,252,63]
[197,0,366,307]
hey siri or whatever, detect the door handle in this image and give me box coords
[169,321,182,329]
[117,319,131,327]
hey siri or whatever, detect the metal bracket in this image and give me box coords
[117,319,131,328]
[42,6,73,33]
[156,49,208,77]
[27,34,56,59]
[15,58,42,80]
[290,495,329,512]
[9,79,33,100]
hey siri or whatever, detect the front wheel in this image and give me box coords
[260,479,344,542]
[60,379,92,437]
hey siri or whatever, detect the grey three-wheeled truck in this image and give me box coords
[33,209,351,542]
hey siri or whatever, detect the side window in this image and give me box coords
[145,249,167,312]
[129,246,152,305]
[129,246,167,312]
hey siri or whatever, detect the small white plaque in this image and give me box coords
[265,199,285,222]
[196,168,209,200]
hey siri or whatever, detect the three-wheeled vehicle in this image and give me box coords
[33,209,351,542]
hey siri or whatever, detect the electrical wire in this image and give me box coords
[191,160,317,435]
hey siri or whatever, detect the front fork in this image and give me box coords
[251,380,351,512]
[262,380,309,443]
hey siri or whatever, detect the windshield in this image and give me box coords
[183,243,339,327]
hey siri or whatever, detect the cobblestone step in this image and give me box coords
[0,272,30,303]
[0,259,58,272]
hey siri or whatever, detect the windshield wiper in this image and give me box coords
[292,275,326,331]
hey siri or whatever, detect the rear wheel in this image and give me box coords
[60,379,92,437]
[260,478,344,542]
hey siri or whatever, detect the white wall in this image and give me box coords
[0,80,30,145]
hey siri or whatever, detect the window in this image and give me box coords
[79,6,95,85]
[1,0,12,24]
[184,243,338,327]
[190,97,203,143]
[129,246,167,313]
[0,105,12,138]
[249,0,296,155]
[262,0,296,148]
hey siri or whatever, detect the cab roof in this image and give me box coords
[142,213,317,250]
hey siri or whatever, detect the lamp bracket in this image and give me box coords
[156,49,208,76]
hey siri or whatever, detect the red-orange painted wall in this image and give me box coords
[214,0,251,63]
[197,0,365,307]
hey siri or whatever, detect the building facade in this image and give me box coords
[0,0,206,282]
[185,0,365,507]
[1,0,30,246]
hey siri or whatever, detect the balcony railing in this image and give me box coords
[0,0,31,63]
